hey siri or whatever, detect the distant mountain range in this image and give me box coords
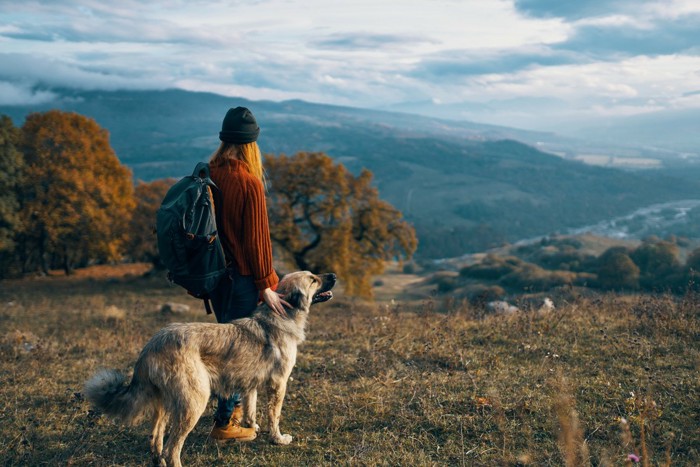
[575,107,700,154]
[3,88,700,258]
[380,98,700,155]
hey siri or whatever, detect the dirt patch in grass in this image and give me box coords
[0,270,698,465]
[5,262,154,282]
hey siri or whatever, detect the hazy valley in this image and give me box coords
[3,88,700,259]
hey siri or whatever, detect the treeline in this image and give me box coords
[448,236,700,298]
[0,111,416,297]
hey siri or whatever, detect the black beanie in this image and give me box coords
[219,106,260,143]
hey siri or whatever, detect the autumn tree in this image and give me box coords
[0,116,23,277]
[18,110,135,274]
[0,116,22,251]
[265,152,417,297]
[127,178,175,267]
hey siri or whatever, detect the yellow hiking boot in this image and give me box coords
[209,405,256,442]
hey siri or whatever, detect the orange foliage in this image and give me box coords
[128,178,176,265]
[265,152,417,297]
[0,115,22,254]
[19,110,135,274]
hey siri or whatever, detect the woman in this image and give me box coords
[207,106,289,442]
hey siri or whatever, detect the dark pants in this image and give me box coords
[209,270,259,426]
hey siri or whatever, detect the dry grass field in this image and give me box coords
[1,266,699,466]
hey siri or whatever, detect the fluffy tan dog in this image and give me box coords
[85,271,336,467]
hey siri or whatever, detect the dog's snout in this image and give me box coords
[319,273,336,290]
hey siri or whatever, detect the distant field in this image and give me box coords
[571,154,662,169]
[1,266,698,465]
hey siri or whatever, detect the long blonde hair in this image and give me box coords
[210,141,264,181]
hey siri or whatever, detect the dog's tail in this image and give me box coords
[84,369,152,425]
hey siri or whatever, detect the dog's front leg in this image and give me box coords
[267,379,292,445]
[241,389,260,432]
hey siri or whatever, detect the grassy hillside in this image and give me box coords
[0,267,698,465]
[3,89,699,258]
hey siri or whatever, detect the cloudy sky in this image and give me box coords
[0,0,699,132]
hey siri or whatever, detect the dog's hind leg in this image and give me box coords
[267,376,292,445]
[241,389,259,432]
[162,395,207,467]
[162,377,210,467]
[150,402,168,466]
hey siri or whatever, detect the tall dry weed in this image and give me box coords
[551,373,589,466]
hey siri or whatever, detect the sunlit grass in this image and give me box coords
[0,267,698,465]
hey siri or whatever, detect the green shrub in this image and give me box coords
[460,254,522,280]
[462,284,506,304]
[630,240,681,290]
[537,248,597,272]
[436,276,459,293]
[500,264,578,291]
[597,247,639,290]
[686,247,700,272]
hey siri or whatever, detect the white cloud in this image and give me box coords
[426,54,700,107]
[0,81,56,105]
[0,53,170,90]
[647,0,700,19]
[174,78,339,104]
[574,14,653,29]
[0,0,697,133]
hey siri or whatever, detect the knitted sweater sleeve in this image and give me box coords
[244,178,279,290]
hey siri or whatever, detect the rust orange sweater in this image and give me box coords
[210,159,278,291]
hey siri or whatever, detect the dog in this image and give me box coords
[84,271,336,467]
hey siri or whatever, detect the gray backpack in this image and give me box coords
[156,162,227,313]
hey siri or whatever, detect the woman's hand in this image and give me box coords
[261,288,291,317]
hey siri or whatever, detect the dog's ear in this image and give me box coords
[284,289,303,309]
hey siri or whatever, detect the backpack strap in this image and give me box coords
[193,161,221,188]
[193,161,210,179]
[203,296,213,315]
[187,290,214,315]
